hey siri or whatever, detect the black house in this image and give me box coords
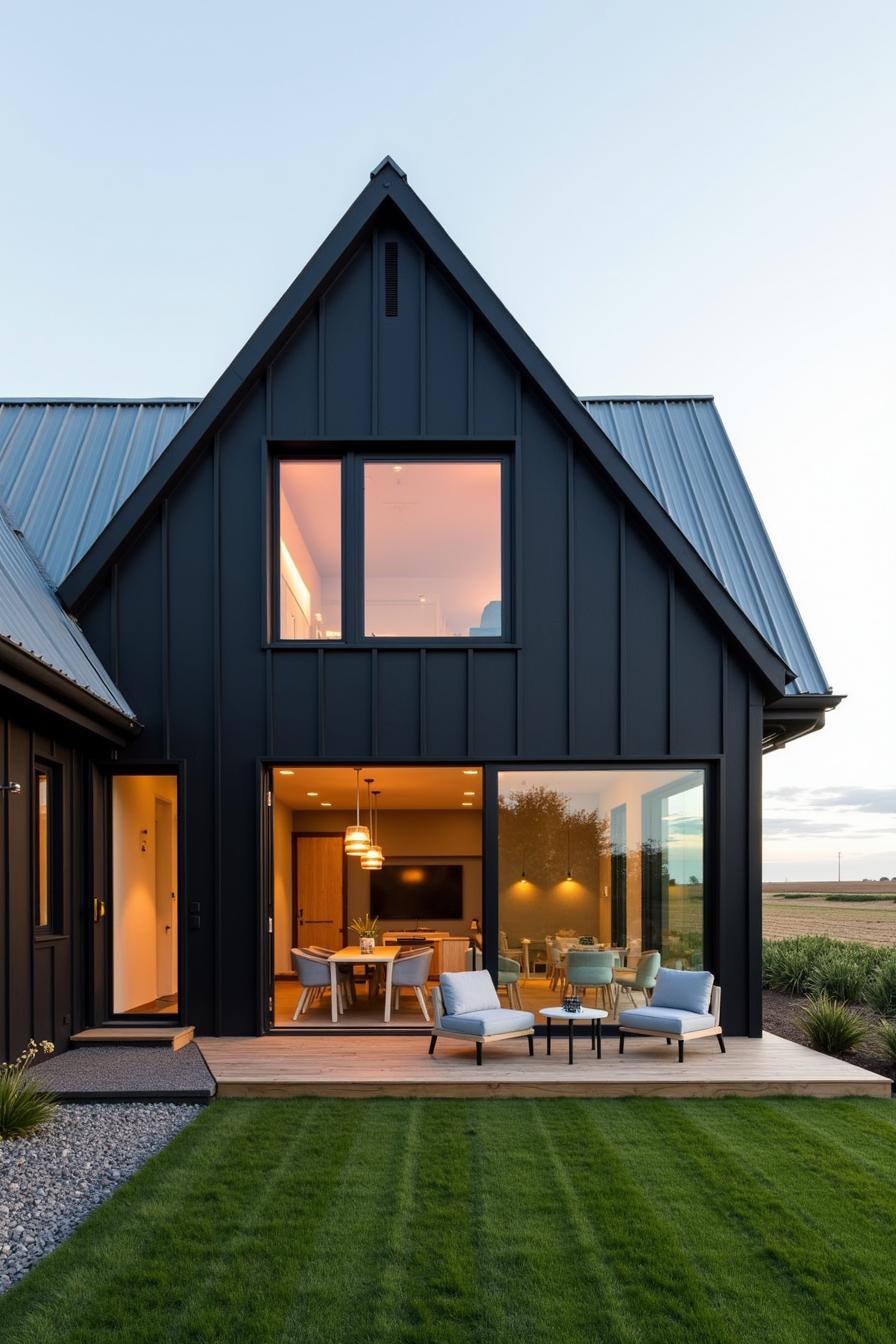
[0,158,839,1054]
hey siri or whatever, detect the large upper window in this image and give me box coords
[364,461,502,638]
[276,454,505,642]
[279,461,342,640]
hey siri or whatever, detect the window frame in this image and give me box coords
[33,761,61,936]
[270,442,514,648]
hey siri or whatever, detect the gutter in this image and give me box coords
[0,638,141,743]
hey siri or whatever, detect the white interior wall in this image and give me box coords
[272,797,294,974]
[112,774,178,1013]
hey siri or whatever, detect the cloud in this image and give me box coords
[765,785,896,814]
[762,816,894,840]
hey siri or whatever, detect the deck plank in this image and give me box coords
[71,1026,195,1051]
[195,1031,891,1099]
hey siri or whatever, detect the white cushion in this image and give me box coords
[650,968,714,1014]
[441,1009,534,1036]
[440,970,500,1016]
[619,1007,716,1035]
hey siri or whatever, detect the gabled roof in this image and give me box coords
[583,398,830,695]
[47,158,794,697]
[0,505,135,723]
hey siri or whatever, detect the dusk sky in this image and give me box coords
[2,1,893,879]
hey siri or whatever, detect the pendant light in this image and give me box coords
[564,817,573,882]
[344,767,371,855]
[361,786,384,870]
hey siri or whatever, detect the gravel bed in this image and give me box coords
[28,1043,215,1098]
[0,1101,200,1291]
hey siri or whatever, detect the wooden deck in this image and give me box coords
[195,1030,892,1099]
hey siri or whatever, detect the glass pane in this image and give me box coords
[36,771,49,927]
[112,775,179,1015]
[497,768,705,1015]
[279,461,341,640]
[364,461,502,638]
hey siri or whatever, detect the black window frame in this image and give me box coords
[270,442,514,648]
[33,761,62,935]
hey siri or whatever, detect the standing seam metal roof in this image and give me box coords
[0,395,828,701]
[582,397,829,695]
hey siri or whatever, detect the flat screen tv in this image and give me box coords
[369,864,464,921]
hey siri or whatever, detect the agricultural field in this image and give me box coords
[763,885,896,947]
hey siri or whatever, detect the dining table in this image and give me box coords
[328,945,401,1024]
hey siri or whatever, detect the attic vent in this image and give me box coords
[384,241,399,317]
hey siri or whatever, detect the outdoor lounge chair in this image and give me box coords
[617,968,724,1062]
[465,948,524,1008]
[428,969,535,1065]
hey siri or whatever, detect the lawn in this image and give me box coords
[2,1097,896,1344]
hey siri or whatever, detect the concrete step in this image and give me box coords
[70,1026,195,1051]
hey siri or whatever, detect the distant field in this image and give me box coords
[763,893,896,947]
[763,881,896,895]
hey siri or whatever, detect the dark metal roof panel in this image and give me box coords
[0,507,134,717]
[582,397,829,695]
[0,401,198,588]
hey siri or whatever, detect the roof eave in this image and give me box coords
[0,636,140,742]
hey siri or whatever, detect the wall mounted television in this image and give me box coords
[369,864,464,921]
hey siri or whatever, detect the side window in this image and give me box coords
[34,765,59,932]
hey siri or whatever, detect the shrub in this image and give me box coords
[799,995,868,1056]
[865,955,896,1016]
[876,1019,896,1066]
[807,948,871,1004]
[0,1039,57,1141]
[826,893,896,903]
[763,936,834,994]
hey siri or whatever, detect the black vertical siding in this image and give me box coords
[74,220,765,1036]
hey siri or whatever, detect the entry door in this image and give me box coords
[295,836,345,949]
[154,798,176,997]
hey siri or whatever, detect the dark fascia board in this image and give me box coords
[0,639,140,743]
[58,159,791,696]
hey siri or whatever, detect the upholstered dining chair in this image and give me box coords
[390,947,434,1020]
[564,949,616,1011]
[290,948,346,1019]
[612,950,661,1013]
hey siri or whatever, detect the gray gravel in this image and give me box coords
[0,1101,200,1291]
[29,1042,215,1099]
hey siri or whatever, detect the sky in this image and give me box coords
[2,1,894,879]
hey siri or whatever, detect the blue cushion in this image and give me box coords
[650,967,713,1014]
[619,1007,716,1035]
[440,970,500,1016]
[441,1009,534,1036]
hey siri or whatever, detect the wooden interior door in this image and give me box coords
[294,835,345,950]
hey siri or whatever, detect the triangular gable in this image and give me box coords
[58,157,792,695]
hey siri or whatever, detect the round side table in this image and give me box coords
[539,1006,608,1064]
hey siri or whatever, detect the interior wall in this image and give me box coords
[272,797,293,974]
[293,809,481,933]
[112,774,178,1013]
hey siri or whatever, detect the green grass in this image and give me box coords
[2,1098,896,1343]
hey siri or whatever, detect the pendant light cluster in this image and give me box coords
[344,768,385,870]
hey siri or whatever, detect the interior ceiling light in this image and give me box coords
[307,791,319,797]
[462,802,473,807]
[279,769,295,776]
[361,785,384,871]
[344,767,370,855]
[463,791,475,796]
[321,802,332,807]
[462,769,478,775]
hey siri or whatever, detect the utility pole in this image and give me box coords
[837,851,841,882]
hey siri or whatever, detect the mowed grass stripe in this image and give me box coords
[2,1098,896,1344]
[661,1100,894,1343]
[594,1099,838,1342]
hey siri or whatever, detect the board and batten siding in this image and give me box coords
[77,222,763,1036]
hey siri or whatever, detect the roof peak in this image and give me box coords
[370,155,407,181]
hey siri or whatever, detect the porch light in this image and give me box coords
[361,787,384,870]
[344,767,370,855]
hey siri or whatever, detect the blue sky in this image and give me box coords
[2,1,894,877]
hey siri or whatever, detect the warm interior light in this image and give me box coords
[360,844,384,871]
[462,769,478,775]
[279,769,295,776]
[462,802,473,807]
[463,791,475,796]
[306,791,318,797]
[361,788,385,869]
[320,802,332,807]
[344,768,371,854]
